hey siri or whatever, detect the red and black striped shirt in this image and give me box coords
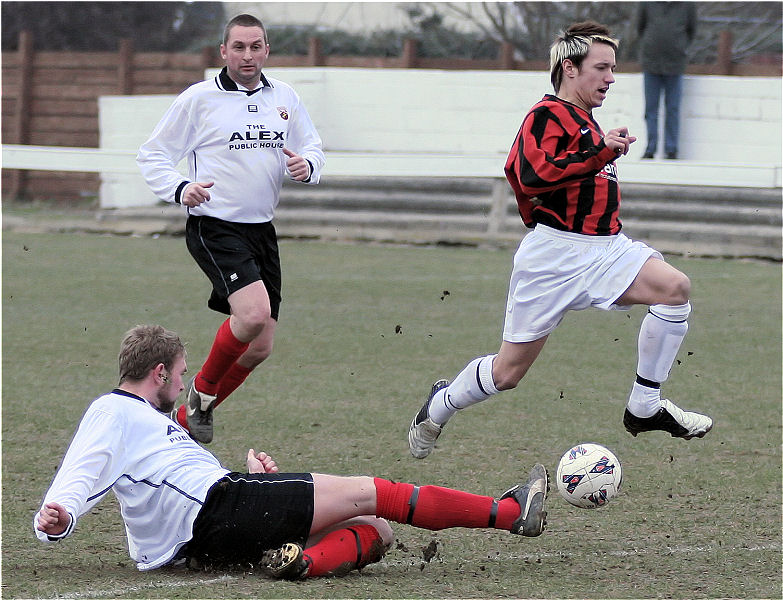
[504,94,622,235]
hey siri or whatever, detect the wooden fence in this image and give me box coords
[2,30,780,202]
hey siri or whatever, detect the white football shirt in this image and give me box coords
[137,68,325,223]
[34,389,230,570]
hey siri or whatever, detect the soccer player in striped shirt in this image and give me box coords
[409,21,712,460]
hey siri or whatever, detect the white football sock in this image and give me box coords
[626,381,662,418]
[627,302,690,417]
[429,354,499,425]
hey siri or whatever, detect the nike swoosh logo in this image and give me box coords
[580,127,590,135]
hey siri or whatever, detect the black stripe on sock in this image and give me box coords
[488,499,499,528]
[648,307,688,323]
[406,486,420,525]
[636,374,661,389]
[347,527,362,566]
[475,363,487,395]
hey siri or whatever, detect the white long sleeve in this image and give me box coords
[137,68,325,223]
[34,390,229,570]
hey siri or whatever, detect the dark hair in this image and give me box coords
[118,325,185,384]
[550,20,618,93]
[223,13,268,46]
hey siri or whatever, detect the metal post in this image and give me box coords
[487,178,510,238]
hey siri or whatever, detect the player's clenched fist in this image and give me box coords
[181,181,214,207]
[283,148,311,181]
[36,501,71,536]
[604,127,636,155]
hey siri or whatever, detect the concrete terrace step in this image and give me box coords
[281,183,780,227]
[74,179,783,260]
[620,218,781,257]
[275,207,488,232]
[620,183,782,206]
[280,187,492,214]
[608,200,781,226]
[620,217,781,242]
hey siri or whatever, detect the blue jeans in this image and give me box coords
[643,73,683,156]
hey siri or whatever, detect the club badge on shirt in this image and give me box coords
[277,106,289,120]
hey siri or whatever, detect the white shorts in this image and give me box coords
[502,225,662,343]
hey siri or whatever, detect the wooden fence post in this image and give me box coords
[308,37,324,66]
[402,38,418,68]
[8,29,34,200]
[717,30,733,75]
[118,38,134,94]
[201,44,218,72]
[500,42,515,70]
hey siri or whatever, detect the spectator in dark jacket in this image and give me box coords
[638,2,697,159]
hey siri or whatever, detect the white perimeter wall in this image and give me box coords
[100,67,781,207]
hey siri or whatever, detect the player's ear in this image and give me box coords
[562,58,577,78]
[152,363,168,383]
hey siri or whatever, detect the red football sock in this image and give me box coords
[197,319,249,396]
[373,477,520,531]
[213,362,253,408]
[304,524,386,578]
[174,404,188,430]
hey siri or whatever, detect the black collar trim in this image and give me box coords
[113,387,169,414]
[112,388,146,403]
[215,66,273,96]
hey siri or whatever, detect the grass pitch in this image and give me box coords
[2,230,781,599]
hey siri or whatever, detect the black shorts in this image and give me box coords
[184,472,314,568]
[185,216,282,319]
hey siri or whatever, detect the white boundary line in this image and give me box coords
[48,542,780,600]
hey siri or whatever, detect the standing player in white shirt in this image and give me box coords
[35,325,549,578]
[137,14,325,444]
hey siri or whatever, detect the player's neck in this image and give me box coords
[555,92,591,113]
[229,72,262,92]
[117,379,156,407]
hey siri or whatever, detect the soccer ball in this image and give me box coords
[556,443,622,509]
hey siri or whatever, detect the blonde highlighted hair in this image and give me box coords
[550,21,618,93]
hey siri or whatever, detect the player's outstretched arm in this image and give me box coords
[247,449,279,474]
[36,502,71,536]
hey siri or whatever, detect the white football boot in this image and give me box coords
[624,398,713,439]
[408,379,449,459]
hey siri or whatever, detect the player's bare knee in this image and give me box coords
[234,309,271,339]
[366,517,394,547]
[351,476,379,508]
[493,368,524,391]
[668,272,691,305]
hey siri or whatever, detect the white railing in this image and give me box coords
[1,144,505,178]
[3,143,780,189]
